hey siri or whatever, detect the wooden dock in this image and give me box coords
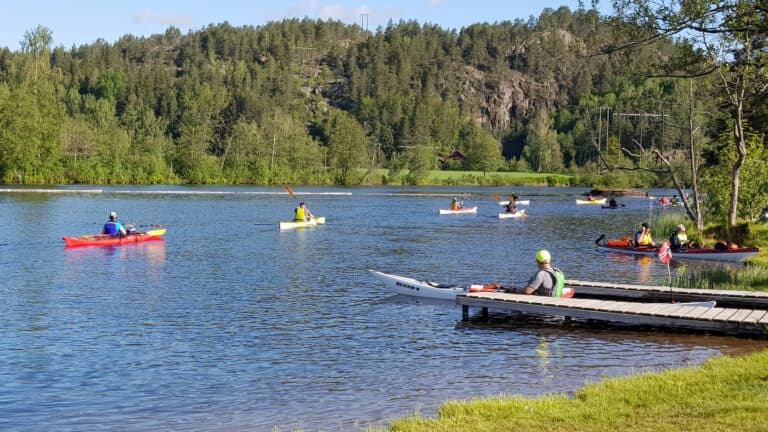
[566,279,768,309]
[456,292,768,337]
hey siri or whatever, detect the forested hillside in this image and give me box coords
[0,4,765,213]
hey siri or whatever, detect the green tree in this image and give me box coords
[612,0,768,226]
[523,110,563,172]
[325,110,367,185]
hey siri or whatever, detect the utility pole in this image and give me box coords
[360,13,370,33]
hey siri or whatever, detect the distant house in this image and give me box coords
[437,150,466,163]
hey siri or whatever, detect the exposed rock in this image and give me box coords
[462,66,559,130]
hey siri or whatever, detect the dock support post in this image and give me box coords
[462,305,468,321]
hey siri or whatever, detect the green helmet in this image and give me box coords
[535,249,551,263]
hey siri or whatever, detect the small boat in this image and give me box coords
[576,198,607,204]
[63,229,166,247]
[601,205,624,209]
[370,270,575,300]
[498,209,527,219]
[279,216,326,230]
[438,206,478,215]
[497,200,530,206]
[370,270,495,300]
[595,236,759,263]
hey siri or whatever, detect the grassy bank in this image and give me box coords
[363,169,576,186]
[380,349,768,432]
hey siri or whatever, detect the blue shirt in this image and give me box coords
[103,221,124,237]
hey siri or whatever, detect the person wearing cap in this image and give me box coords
[103,211,127,237]
[669,224,693,251]
[505,249,566,297]
[633,222,656,247]
[450,196,461,210]
[294,202,314,222]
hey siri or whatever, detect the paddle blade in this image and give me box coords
[284,185,296,199]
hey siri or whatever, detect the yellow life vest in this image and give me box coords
[295,207,306,221]
[637,232,653,246]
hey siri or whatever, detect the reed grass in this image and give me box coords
[380,349,768,432]
[672,264,768,291]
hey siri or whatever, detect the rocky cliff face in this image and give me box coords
[462,66,559,130]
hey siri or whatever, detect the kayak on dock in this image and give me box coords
[63,228,166,247]
[370,270,575,300]
[279,216,326,230]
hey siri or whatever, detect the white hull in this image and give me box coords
[279,216,326,230]
[438,206,478,214]
[497,200,530,206]
[370,270,470,300]
[498,209,527,219]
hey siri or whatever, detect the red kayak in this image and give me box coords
[63,229,166,247]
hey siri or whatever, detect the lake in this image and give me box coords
[1,185,764,431]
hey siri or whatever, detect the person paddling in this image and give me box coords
[450,196,462,210]
[103,211,127,237]
[505,250,565,297]
[294,202,314,222]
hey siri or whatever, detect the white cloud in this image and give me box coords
[132,11,192,27]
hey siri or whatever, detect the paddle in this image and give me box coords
[284,185,298,202]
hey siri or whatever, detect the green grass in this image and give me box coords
[365,169,575,186]
[379,349,768,432]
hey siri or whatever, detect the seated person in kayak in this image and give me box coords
[450,196,462,210]
[504,202,518,214]
[509,193,518,203]
[608,196,618,208]
[586,193,594,201]
[294,202,314,221]
[669,224,693,251]
[634,222,656,247]
[671,196,679,205]
[103,211,127,237]
[505,250,565,297]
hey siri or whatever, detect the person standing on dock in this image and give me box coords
[505,250,565,297]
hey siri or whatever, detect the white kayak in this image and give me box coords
[498,209,527,219]
[497,200,530,206]
[279,216,326,230]
[438,206,478,215]
[370,270,499,300]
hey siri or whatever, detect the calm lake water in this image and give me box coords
[1,186,764,431]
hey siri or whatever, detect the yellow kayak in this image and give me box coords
[279,217,326,230]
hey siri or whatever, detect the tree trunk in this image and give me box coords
[729,104,747,227]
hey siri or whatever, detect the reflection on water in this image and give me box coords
[1,186,765,432]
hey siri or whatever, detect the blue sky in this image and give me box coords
[2,0,611,50]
